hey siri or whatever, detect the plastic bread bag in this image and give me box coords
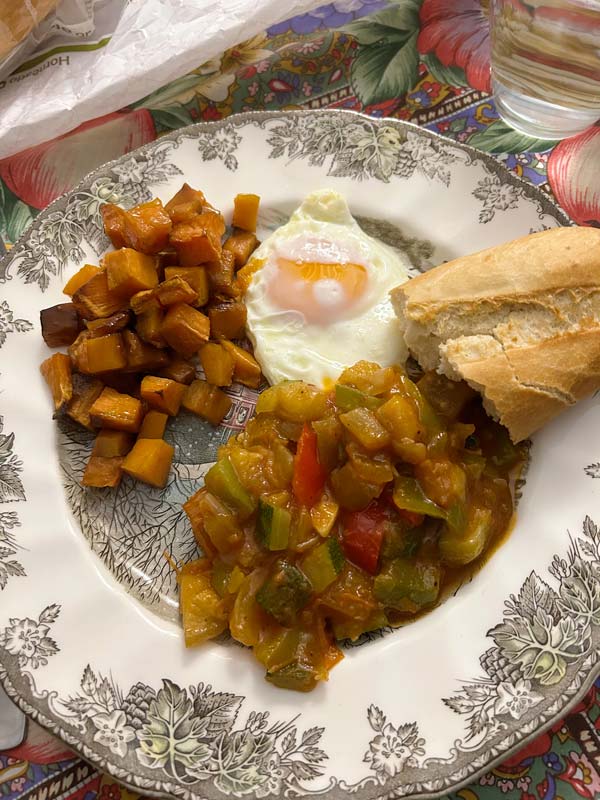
[0,0,325,159]
[0,0,60,66]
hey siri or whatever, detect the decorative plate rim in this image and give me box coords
[0,109,581,800]
[0,652,598,800]
[0,109,572,278]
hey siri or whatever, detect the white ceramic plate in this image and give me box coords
[1,110,597,800]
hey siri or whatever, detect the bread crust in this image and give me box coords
[392,227,600,441]
[392,227,600,313]
[0,0,59,61]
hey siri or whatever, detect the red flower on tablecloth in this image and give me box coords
[0,110,155,210]
[202,106,223,121]
[98,781,122,800]
[500,731,553,768]
[417,0,491,93]
[557,752,600,798]
[548,124,600,227]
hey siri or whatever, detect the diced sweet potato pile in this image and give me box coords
[39,185,263,491]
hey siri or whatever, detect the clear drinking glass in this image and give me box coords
[490,0,600,140]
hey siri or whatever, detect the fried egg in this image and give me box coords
[243,190,409,387]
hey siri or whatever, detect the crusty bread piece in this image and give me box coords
[391,227,600,441]
[0,0,60,62]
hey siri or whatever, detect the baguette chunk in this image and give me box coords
[392,227,600,441]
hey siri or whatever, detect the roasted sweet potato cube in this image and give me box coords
[40,353,72,411]
[160,303,210,357]
[158,358,196,385]
[82,455,124,488]
[122,438,174,487]
[182,380,232,425]
[165,183,206,224]
[136,307,166,348]
[154,276,198,307]
[169,211,225,266]
[138,410,168,439]
[221,341,261,388]
[68,330,93,373]
[40,303,81,347]
[102,199,172,255]
[123,330,169,372]
[89,387,143,432]
[200,343,234,387]
[67,379,104,429]
[86,333,127,373]
[130,289,160,315]
[207,250,237,298]
[101,204,128,249]
[92,429,134,458]
[63,264,103,296]
[85,309,131,336]
[164,267,209,306]
[140,375,186,416]
[232,193,259,232]
[223,231,259,268]
[104,248,159,298]
[207,301,247,340]
[72,270,128,320]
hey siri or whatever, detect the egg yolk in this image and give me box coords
[267,258,368,323]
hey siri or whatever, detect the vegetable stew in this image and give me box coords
[182,360,527,691]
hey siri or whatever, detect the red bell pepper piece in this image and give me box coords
[341,504,386,575]
[293,423,327,507]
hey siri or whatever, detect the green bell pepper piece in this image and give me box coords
[392,476,447,520]
[334,384,382,412]
[374,558,441,608]
[266,662,318,692]
[439,506,493,566]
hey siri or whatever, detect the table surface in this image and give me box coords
[1,2,599,799]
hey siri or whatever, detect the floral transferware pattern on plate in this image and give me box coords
[1,110,596,800]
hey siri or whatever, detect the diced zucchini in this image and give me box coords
[256,385,279,414]
[392,476,447,520]
[375,394,421,441]
[374,558,441,609]
[257,499,291,551]
[211,559,232,597]
[204,458,256,519]
[257,381,329,422]
[312,416,343,472]
[310,494,339,537]
[339,407,391,451]
[330,461,382,511]
[254,628,299,671]
[179,568,228,647]
[301,538,345,593]
[256,559,312,626]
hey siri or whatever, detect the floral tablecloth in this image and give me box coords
[1,2,600,800]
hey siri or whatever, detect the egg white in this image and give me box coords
[244,190,410,387]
